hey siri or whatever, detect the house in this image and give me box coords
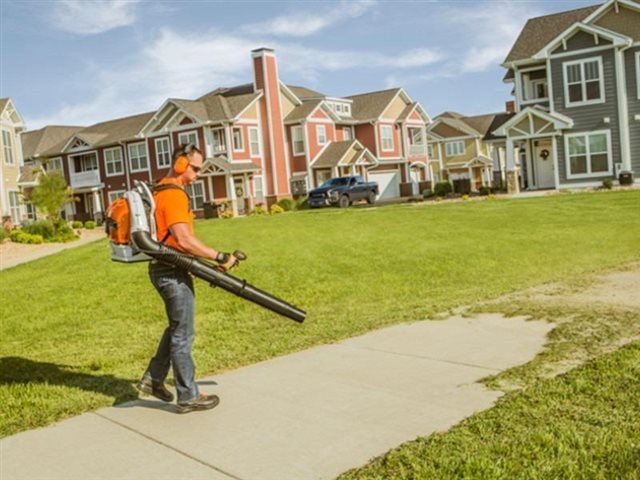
[496,0,640,192]
[19,49,433,221]
[0,98,28,226]
[427,111,513,191]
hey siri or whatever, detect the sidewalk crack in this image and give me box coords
[92,412,245,480]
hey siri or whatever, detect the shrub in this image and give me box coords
[452,179,471,195]
[295,196,309,210]
[10,230,44,244]
[84,220,96,230]
[251,205,268,216]
[422,189,435,199]
[220,210,233,219]
[22,220,55,239]
[434,181,452,197]
[270,204,284,215]
[462,194,469,201]
[602,179,613,190]
[487,194,496,201]
[72,220,84,229]
[276,198,296,212]
[478,186,491,196]
[0,228,8,243]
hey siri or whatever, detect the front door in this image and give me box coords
[534,141,555,189]
[234,177,246,216]
[410,168,420,195]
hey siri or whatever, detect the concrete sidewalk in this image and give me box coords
[0,313,553,480]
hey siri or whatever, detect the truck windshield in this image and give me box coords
[320,178,349,187]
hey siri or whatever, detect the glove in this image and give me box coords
[215,251,239,271]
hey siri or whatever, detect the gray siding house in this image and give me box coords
[495,0,640,192]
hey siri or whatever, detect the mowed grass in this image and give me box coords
[1,190,639,437]
[339,342,640,480]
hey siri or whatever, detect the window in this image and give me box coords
[316,125,327,145]
[185,181,204,210]
[563,57,604,106]
[291,126,304,155]
[427,144,434,158]
[178,131,198,148]
[565,131,611,179]
[25,202,36,221]
[253,175,264,203]
[233,128,244,151]
[108,190,125,204]
[380,125,394,151]
[104,147,124,176]
[2,130,14,165]
[154,138,171,169]
[636,51,640,99]
[8,191,21,224]
[47,157,63,173]
[249,128,260,156]
[212,129,225,152]
[344,105,351,115]
[446,141,465,157]
[343,127,352,141]
[128,143,148,172]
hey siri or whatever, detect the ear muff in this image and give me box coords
[174,155,189,174]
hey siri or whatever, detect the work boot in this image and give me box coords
[136,377,174,403]
[176,394,220,414]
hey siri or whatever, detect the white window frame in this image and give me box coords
[232,128,244,152]
[380,125,394,152]
[343,127,352,141]
[108,190,125,204]
[248,127,260,157]
[427,144,434,158]
[563,56,605,108]
[316,125,327,145]
[104,146,124,177]
[47,156,63,173]
[8,190,21,224]
[344,104,351,115]
[212,128,225,153]
[564,129,612,180]
[178,130,199,148]
[2,129,14,165]
[185,180,205,211]
[155,137,171,169]
[127,142,149,173]
[446,140,465,157]
[253,175,264,203]
[291,126,305,156]
[636,51,640,100]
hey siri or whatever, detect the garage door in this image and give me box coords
[368,171,400,201]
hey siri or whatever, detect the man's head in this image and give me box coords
[172,143,203,185]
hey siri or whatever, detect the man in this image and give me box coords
[137,143,238,413]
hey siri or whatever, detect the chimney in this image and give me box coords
[505,100,516,114]
[252,48,289,201]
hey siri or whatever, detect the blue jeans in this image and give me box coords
[144,262,199,403]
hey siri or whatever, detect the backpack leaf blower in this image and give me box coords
[106,182,306,323]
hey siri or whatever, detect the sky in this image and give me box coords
[0,0,597,130]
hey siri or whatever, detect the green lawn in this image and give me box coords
[1,190,639,438]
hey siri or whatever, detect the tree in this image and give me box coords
[30,170,74,223]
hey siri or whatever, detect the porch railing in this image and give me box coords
[70,170,101,189]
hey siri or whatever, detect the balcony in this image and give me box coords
[409,144,427,157]
[70,170,101,189]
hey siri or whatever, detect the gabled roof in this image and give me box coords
[21,125,84,159]
[311,140,376,168]
[346,88,402,121]
[0,97,26,129]
[492,107,573,137]
[287,85,326,100]
[284,100,324,124]
[431,112,514,141]
[68,112,155,150]
[17,164,45,186]
[504,4,600,63]
[0,98,9,112]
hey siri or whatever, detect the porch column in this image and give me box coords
[506,139,520,194]
[468,167,473,191]
[228,174,238,217]
[93,190,103,221]
[245,173,254,211]
[481,167,487,187]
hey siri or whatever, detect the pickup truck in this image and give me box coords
[309,176,379,208]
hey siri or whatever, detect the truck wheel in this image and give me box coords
[366,191,376,204]
[338,195,350,208]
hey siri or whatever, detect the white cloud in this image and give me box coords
[28,28,445,128]
[52,0,139,35]
[241,0,376,37]
[437,1,543,73]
